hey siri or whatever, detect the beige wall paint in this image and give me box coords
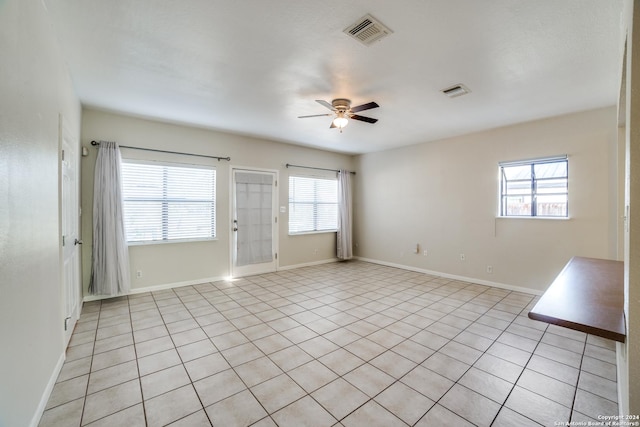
[0,0,81,426]
[80,109,353,293]
[354,107,618,292]
[0,2,631,425]
[624,0,640,414]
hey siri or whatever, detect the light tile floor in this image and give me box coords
[40,261,619,427]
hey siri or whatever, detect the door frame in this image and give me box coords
[229,166,279,278]
[59,114,82,347]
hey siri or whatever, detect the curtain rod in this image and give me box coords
[90,140,231,162]
[285,163,356,175]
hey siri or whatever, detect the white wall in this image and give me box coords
[354,107,618,292]
[0,0,81,426]
[80,109,353,294]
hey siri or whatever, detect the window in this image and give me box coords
[289,175,338,234]
[499,156,568,217]
[121,160,216,243]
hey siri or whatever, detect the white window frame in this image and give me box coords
[499,155,568,218]
[121,159,217,244]
[288,174,338,235]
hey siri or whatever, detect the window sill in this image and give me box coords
[288,230,337,236]
[127,237,218,246]
[495,216,570,220]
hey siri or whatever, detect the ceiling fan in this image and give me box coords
[298,98,379,132]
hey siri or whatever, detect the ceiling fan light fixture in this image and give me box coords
[333,115,349,129]
[298,98,378,131]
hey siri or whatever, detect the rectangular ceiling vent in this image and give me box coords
[344,14,393,46]
[442,84,471,98]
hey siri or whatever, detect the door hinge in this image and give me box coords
[275,180,277,187]
[61,149,65,161]
[62,235,65,246]
[275,217,277,223]
[275,253,278,260]
[64,316,71,331]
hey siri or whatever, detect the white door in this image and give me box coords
[60,117,81,346]
[231,169,278,277]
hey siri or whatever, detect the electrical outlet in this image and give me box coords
[423,250,428,256]
[486,265,493,274]
[136,270,142,278]
[460,254,466,261]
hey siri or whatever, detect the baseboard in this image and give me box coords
[355,256,542,296]
[278,258,340,271]
[83,259,340,302]
[30,351,65,427]
[83,275,228,302]
[82,257,541,302]
[82,260,341,302]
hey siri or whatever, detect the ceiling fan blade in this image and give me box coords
[298,113,333,119]
[350,114,378,124]
[316,100,335,111]
[350,101,379,113]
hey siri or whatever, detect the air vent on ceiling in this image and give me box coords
[442,84,471,98]
[343,14,393,46]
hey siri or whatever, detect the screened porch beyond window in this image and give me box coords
[499,156,568,218]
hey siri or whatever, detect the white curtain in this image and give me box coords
[337,169,353,260]
[89,141,131,296]
[235,172,273,266]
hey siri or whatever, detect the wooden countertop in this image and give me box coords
[528,256,625,342]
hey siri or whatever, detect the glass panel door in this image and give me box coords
[231,169,278,277]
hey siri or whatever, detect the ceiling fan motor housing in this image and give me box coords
[297,98,378,127]
[332,98,351,112]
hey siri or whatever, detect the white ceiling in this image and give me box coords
[44,0,626,154]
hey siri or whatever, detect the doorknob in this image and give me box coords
[74,239,83,245]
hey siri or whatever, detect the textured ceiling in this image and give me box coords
[44,0,626,154]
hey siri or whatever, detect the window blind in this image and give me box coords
[121,160,216,243]
[289,175,338,234]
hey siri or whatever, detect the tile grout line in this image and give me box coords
[485,302,550,427]
[156,287,215,426]
[259,266,614,424]
[408,285,539,426]
[78,299,101,427]
[46,261,619,427]
[131,292,151,426]
[199,272,439,426]
[88,298,141,426]
[231,266,605,424]
[568,335,588,423]
[267,275,527,425]
[190,278,279,426]
[312,283,508,425]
